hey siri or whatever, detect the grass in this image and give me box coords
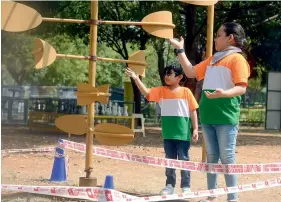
[240,108,265,125]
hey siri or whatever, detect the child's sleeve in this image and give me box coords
[194,56,212,81]
[230,56,250,87]
[146,87,161,103]
[187,89,199,112]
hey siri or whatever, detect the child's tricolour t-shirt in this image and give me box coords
[146,86,198,141]
[195,53,250,125]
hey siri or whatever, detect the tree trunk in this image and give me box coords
[182,4,198,96]
[156,46,166,86]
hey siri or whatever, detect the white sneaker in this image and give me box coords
[181,187,191,194]
[160,184,175,195]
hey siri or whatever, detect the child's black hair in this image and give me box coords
[163,64,186,86]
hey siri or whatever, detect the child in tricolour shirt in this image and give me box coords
[126,64,199,195]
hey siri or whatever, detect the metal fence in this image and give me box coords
[1,85,128,125]
[1,85,267,127]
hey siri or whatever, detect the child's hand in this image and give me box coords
[169,36,184,49]
[205,88,226,99]
[192,129,199,143]
[126,68,138,80]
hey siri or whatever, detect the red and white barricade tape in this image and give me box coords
[1,184,137,202]
[2,177,281,201]
[59,139,281,175]
[65,155,70,178]
[2,140,281,175]
[1,147,54,155]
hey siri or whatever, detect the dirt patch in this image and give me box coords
[1,125,281,202]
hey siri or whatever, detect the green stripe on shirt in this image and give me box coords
[199,89,241,124]
[161,116,191,141]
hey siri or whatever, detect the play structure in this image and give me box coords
[2,0,217,187]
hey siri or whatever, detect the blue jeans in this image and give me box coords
[164,139,190,188]
[201,124,238,201]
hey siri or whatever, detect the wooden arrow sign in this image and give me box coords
[141,11,174,39]
[55,115,135,145]
[127,51,146,77]
[33,38,147,75]
[1,1,42,32]
[94,123,135,146]
[75,83,111,105]
[2,2,175,39]
[33,38,57,69]
[55,115,88,135]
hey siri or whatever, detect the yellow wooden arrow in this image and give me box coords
[33,38,147,76]
[75,83,111,105]
[2,2,175,39]
[55,115,88,135]
[1,1,42,32]
[55,115,135,145]
[94,123,135,146]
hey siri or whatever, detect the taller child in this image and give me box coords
[170,22,250,202]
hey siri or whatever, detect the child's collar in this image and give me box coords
[211,46,242,65]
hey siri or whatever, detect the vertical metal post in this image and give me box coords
[202,5,214,162]
[79,0,98,187]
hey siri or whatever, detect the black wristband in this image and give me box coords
[176,48,185,54]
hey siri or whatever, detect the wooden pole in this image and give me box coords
[202,5,214,162]
[97,57,146,66]
[100,20,175,28]
[206,5,214,58]
[86,0,97,179]
[42,17,90,24]
[41,18,175,28]
[56,54,146,66]
[79,0,98,187]
[56,54,89,60]
[75,92,111,96]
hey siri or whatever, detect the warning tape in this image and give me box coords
[59,139,281,175]
[2,140,281,175]
[1,140,281,200]
[1,184,137,202]
[1,147,54,155]
[2,177,281,201]
[66,155,70,179]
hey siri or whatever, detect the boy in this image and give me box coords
[126,64,199,195]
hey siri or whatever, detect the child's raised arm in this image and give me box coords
[126,68,150,96]
[169,37,196,78]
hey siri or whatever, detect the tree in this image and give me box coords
[214,1,281,83]
[26,34,89,86]
[3,1,281,93]
[1,31,125,87]
[1,32,34,85]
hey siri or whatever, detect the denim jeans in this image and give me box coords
[201,124,238,201]
[164,139,190,188]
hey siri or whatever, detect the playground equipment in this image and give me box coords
[2,0,217,186]
[33,38,147,77]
